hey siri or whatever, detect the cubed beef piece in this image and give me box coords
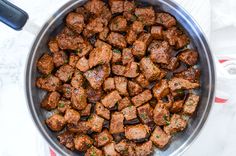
[84,0,105,16]
[159,69,168,79]
[138,33,153,45]
[151,26,163,39]
[88,114,104,132]
[53,51,68,67]
[132,40,147,57]
[75,7,90,21]
[163,27,189,49]
[48,39,59,53]
[115,140,129,155]
[124,62,139,78]
[135,7,155,26]
[37,53,54,75]
[123,0,136,21]
[112,64,126,76]
[128,81,143,97]
[135,140,153,156]
[178,49,198,66]
[137,103,153,124]
[135,74,150,88]
[122,105,137,121]
[103,77,115,91]
[168,77,200,91]
[56,27,84,50]
[95,39,112,49]
[109,16,127,32]
[99,27,109,41]
[86,85,103,103]
[71,70,84,88]
[71,87,88,110]
[150,41,171,64]
[64,108,80,125]
[125,124,150,140]
[57,99,72,114]
[76,40,93,58]
[41,91,60,110]
[131,21,144,34]
[156,13,176,28]
[55,64,74,82]
[76,56,89,72]
[88,45,112,68]
[60,84,72,99]
[66,12,85,33]
[140,57,161,81]
[152,79,170,100]
[118,97,132,111]
[94,129,113,147]
[122,48,134,65]
[164,114,187,135]
[126,30,137,45]
[161,57,179,70]
[84,64,110,89]
[112,49,122,63]
[74,134,93,152]
[95,102,110,120]
[183,94,200,115]
[153,103,170,126]
[110,112,125,134]
[57,131,75,150]
[147,40,162,52]
[80,103,92,116]
[69,53,79,68]
[101,90,122,108]
[150,126,171,148]
[85,146,103,156]
[114,76,129,96]
[100,5,112,22]
[170,100,184,113]
[109,0,124,14]
[107,32,127,49]
[131,90,152,107]
[83,17,107,37]
[46,114,66,131]
[67,121,90,133]
[103,142,120,156]
[36,75,61,92]
[175,67,200,83]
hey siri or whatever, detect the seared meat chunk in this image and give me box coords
[112,64,126,76]
[132,40,147,57]
[83,17,107,37]
[183,94,200,115]
[110,112,125,134]
[135,74,150,88]
[88,114,104,132]
[36,75,61,92]
[178,49,198,66]
[131,21,144,34]
[67,121,90,133]
[101,90,122,108]
[122,105,137,121]
[161,57,179,70]
[137,103,153,124]
[112,49,122,63]
[100,5,113,22]
[53,51,68,67]
[151,26,163,40]
[135,140,153,156]
[85,146,103,156]
[103,77,115,91]
[71,87,88,110]
[37,53,54,75]
[150,41,171,64]
[95,39,112,49]
[103,142,120,156]
[150,126,171,148]
[80,103,92,116]
[125,124,150,140]
[118,97,132,111]
[84,64,110,89]
[95,102,110,120]
[131,90,152,107]
[41,91,60,110]
[57,131,75,150]
[94,129,113,147]
[152,79,170,100]
[138,33,153,46]
[46,114,66,131]
[135,7,155,26]
[153,103,170,126]
[76,56,89,72]
[114,76,129,96]
[75,7,90,21]
[164,114,187,135]
[170,100,184,113]
[74,134,93,152]
[69,53,79,68]
[109,16,127,32]
[128,81,143,97]
[109,0,124,14]
[66,12,84,33]
[115,140,129,155]
[168,77,200,91]
[89,45,112,68]
[124,62,139,78]
[48,39,59,53]
[84,0,105,16]
[64,108,80,124]
[156,13,176,28]
[76,40,93,58]
[55,64,74,82]
[99,27,109,41]
[57,99,71,114]
[86,85,103,103]
[139,57,160,81]
[122,48,134,65]
[71,70,84,88]
[107,32,127,49]
[123,0,136,21]
[126,30,137,45]
[175,67,200,83]
[60,84,72,99]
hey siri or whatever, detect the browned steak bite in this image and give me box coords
[151,26,163,40]
[164,114,187,135]
[123,0,136,21]
[150,41,171,64]
[124,62,139,78]
[94,129,113,147]
[114,76,129,96]
[178,49,198,66]
[170,100,184,113]
[76,40,93,58]
[53,51,68,67]
[161,57,179,70]
[41,91,60,110]
[103,142,121,156]
[183,94,200,115]
[85,146,103,156]
[122,48,134,65]
[103,77,115,91]
[109,0,124,14]
[137,103,153,124]
[150,126,171,148]
[86,85,103,104]
[37,53,54,75]
[84,0,105,16]
[76,56,89,72]
[128,81,143,97]
[66,12,85,33]
[60,84,72,99]
[112,49,122,63]
[46,114,66,131]
[115,140,129,155]
[67,121,90,133]
[126,30,137,45]
[57,99,71,114]
[101,90,122,108]
[88,114,104,133]
[80,103,92,117]
[131,90,152,107]
[168,77,200,91]
[107,32,127,49]
[118,97,132,111]
[71,87,88,110]
[122,105,137,121]
[69,53,79,68]
[153,103,170,126]
[36,75,61,92]
[70,70,84,89]
[152,79,170,100]
[109,16,127,32]
[74,134,93,152]
[175,67,200,83]
[75,7,90,21]
[95,102,111,120]
[83,17,107,38]
[110,112,125,134]
[57,131,75,150]
[135,140,153,156]
[112,64,126,76]
[64,108,81,125]
[140,57,161,81]
[135,7,155,26]
[135,74,150,89]
[125,124,150,140]
[48,39,59,53]
[156,12,176,28]
[99,27,109,41]
[55,64,74,82]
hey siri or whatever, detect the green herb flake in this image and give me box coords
[163,115,170,125]
[156,135,160,138]
[76,48,82,54]
[176,89,184,94]
[58,103,65,108]
[113,49,121,53]
[140,113,147,120]
[101,136,107,141]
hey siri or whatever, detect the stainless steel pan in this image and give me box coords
[0,0,215,155]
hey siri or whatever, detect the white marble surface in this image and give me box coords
[0,0,236,156]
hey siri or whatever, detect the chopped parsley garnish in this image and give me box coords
[58,103,65,108]
[101,136,107,141]
[140,113,147,120]
[163,115,170,125]
[113,49,121,53]
[156,135,160,138]
[77,48,82,54]
[176,89,184,94]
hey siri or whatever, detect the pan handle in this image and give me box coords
[0,0,28,30]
